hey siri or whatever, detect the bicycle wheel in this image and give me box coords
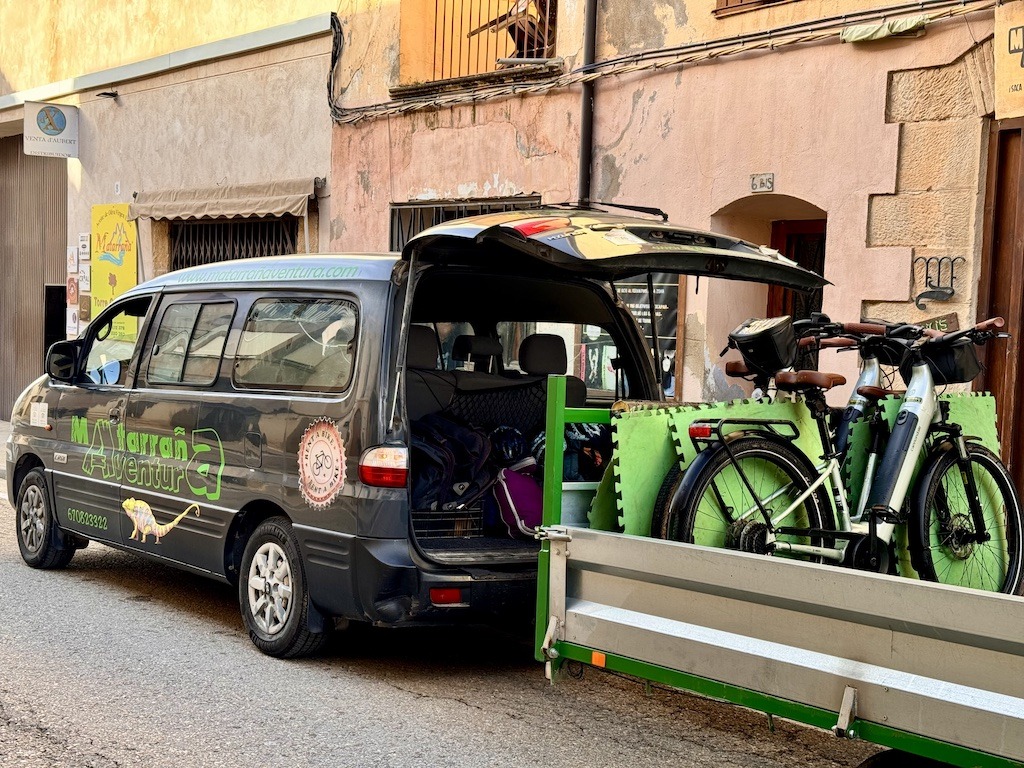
[658,436,834,558]
[912,443,1024,595]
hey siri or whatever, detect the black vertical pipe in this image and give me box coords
[578,0,598,204]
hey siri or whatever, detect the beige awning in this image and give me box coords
[128,178,316,221]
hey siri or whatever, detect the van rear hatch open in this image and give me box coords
[400,208,827,569]
[402,208,828,291]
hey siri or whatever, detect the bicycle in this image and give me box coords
[654,314,907,566]
[653,316,1024,595]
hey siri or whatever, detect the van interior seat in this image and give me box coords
[452,334,503,375]
[518,333,587,407]
[406,325,456,421]
[406,330,584,436]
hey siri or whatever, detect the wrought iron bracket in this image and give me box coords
[914,256,965,310]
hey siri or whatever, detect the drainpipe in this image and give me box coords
[577,0,598,204]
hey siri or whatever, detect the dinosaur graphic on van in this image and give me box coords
[123,498,200,544]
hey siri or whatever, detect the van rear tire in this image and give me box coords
[239,516,328,658]
[16,469,74,570]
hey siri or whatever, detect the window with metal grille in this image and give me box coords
[714,0,786,15]
[389,196,542,250]
[400,0,557,84]
[170,217,299,271]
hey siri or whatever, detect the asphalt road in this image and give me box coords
[0,487,879,768]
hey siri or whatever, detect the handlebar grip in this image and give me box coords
[841,322,887,334]
[975,317,1005,332]
[815,338,859,348]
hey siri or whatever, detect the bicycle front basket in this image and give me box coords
[899,338,982,386]
[728,316,797,378]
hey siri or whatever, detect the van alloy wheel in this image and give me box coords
[18,484,46,556]
[15,469,74,569]
[247,541,293,636]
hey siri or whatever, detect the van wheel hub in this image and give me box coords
[247,542,293,635]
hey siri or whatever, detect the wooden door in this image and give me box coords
[768,219,826,368]
[978,118,1024,489]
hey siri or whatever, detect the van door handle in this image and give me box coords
[108,407,121,424]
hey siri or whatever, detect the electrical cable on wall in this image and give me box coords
[329,0,994,125]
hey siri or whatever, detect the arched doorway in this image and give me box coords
[685,194,827,398]
[711,193,828,329]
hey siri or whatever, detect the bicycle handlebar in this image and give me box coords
[839,321,888,335]
[931,316,1006,346]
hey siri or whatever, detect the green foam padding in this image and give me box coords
[611,409,680,536]
[588,456,620,532]
[606,392,1003,547]
[610,398,831,537]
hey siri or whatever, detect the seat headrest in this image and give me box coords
[452,335,503,361]
[407,325,440,369]
[519,334,567,375]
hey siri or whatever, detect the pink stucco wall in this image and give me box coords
[330,92,582,250]
[330,16,992,401]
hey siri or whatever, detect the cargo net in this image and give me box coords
[444,381,547,435]
[412,509,484,539]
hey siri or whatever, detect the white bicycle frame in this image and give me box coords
[764,353,929,563]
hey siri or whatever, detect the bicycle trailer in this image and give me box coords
[535,376,1024,768]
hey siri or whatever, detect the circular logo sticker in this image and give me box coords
[298,418,346,509]
[36,106,66,136]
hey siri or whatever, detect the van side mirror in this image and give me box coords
[46,340,81,383]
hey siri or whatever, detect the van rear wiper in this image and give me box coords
[547,200,669,222]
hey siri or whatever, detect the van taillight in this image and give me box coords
[358,445,409,487]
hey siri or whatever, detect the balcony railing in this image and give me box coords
[430,0,557,82]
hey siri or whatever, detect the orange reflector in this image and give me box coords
[689,424,713,439]
[591,651,606,668]
[429,588,464,605]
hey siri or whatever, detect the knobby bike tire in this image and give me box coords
[912,443,1024,595]
[656,436,834,559]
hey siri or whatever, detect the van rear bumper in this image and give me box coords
[296,528,536,626]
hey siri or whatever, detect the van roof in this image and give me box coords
[123,254,400,296]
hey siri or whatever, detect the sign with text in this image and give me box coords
[750,173,774,193]
[996,1,1024,119]
[23,102,79,158]
[90,204,138,322]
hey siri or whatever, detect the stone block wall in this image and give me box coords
[863,37,993,328]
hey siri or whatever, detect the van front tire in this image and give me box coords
[16,469,74,570]
[239,517,327,658]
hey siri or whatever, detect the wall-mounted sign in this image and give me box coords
[919,312,960,333]
[996,1,1024,119]
[91,204,139,321]
[750,173,775,194]
[24,102,79,158]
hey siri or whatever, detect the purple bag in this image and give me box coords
[494,458,543,538]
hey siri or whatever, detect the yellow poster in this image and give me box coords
[996,1,1024,119]
[91,203,139,338]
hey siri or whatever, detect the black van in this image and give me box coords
[6,208,824,657]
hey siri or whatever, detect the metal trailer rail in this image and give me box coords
[535,377,1024,768]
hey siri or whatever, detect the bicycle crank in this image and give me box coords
[842,535,896,574]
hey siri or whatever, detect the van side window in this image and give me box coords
[82,297,152,386]
[147,302,234,386]
[233,297,358,393]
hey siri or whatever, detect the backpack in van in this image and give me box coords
[411,413,494,510]
[492,457,543,538]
